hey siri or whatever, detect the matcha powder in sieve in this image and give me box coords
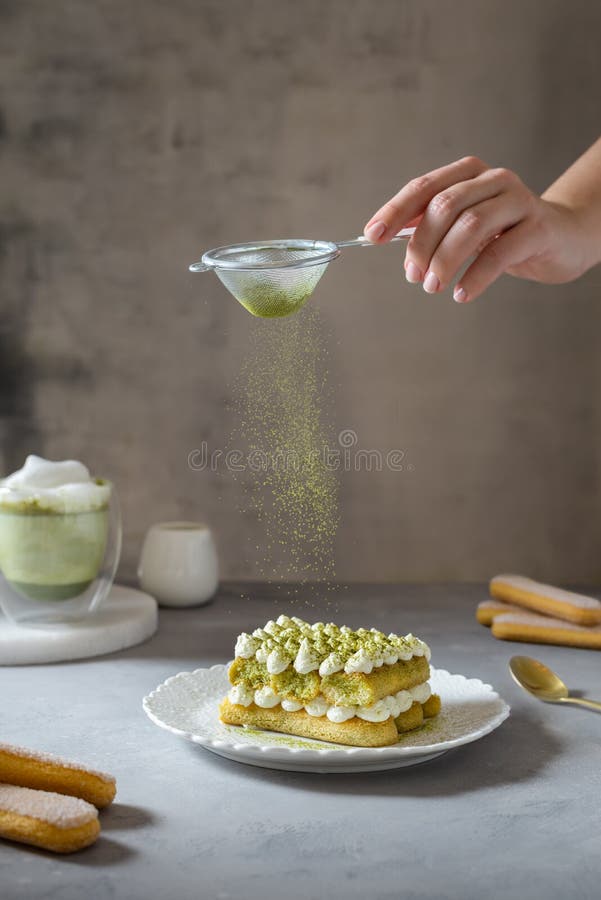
[230,306,339,587]
[222,267,326,319]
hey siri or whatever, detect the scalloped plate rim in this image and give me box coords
[142,664,510,762]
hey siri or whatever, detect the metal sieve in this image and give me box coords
[189,229,415,318]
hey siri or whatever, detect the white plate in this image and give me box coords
[143,665,510,773]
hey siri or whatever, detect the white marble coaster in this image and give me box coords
[0,584,158,665]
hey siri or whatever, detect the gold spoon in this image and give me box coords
[509,656,601,712]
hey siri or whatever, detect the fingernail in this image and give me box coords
[365,221,386,242]
[453,286,467,303]
[423,271,439,293]
[405,261,422,284]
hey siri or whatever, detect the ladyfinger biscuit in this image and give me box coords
[270,668,322,704]
[490,575,601,626]
[394,701,424,734]
[221,693,440,746]
[492,611,601,649]
[395,695,441,733]
[228,657,270,691]
[0,784,100,853]
[422,693,442,719]
[0,743,116,809]
[229,652,430,708]
[320,656,430,707]
[476,599,523,626]
[220,698,400,747]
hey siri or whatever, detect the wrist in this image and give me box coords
[542,196,601,277]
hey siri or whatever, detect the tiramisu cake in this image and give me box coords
[219,616,441,747]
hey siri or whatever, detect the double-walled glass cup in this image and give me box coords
[0,482,121,626]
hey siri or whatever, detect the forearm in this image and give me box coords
[542,138,601,271]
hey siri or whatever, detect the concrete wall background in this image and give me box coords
[1,0,600,584]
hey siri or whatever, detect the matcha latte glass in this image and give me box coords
[0,456,121,626]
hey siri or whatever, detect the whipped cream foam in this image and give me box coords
[228,682,432,723]
[234,614,431,676]
[0,456,111,513]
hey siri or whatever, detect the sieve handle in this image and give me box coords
[336,227,415,248]
[189,260,211,273]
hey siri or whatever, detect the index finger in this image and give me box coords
[363,156,489,243]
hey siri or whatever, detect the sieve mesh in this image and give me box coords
[217,263,329,318]
[191,240,340,318]
[211,245,326,267]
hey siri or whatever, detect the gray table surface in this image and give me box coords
[2,582,600,900]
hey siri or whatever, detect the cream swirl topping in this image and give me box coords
[234,633,259,659]
[227,684,254,707]
[233,615,431,675]
[293,637,320,674]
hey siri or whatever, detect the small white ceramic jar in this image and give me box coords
[137,521,218,608]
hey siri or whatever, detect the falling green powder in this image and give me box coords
[230,306,339,594]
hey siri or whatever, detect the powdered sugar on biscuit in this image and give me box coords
[0,743,115,785]
[478,599,518,611]
[0,784,98,829]
[494,612,601,633]
[492,575,601,611]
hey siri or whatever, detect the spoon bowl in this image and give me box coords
[509,655,601,712]
[509,656,569,702]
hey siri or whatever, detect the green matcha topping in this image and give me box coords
[235,615,430,676]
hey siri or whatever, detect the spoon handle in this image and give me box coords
[336,228,416,248]
[561,696,601,713]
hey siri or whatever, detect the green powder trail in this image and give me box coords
[231,306,339,596]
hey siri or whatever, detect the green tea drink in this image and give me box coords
[0,456,111,601]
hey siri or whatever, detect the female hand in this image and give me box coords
[363,155,591,303]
